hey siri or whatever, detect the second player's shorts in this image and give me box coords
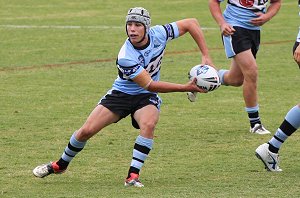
[98,90,162,129]
[222,26,260,58]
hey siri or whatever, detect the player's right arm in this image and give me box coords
[117,57,206,93]
[132,69,206,93]
[175,18,213,67]
[208,0,235,36]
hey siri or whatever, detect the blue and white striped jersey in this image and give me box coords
[111,22,179,95]
[218,0,269,30]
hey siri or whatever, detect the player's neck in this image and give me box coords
[132,35,150,50]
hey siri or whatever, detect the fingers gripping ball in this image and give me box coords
[188,64,221,92]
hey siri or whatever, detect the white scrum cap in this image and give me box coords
[125,7,151,33]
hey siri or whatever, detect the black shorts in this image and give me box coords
[293,41,300,69]
[222,26,260,58]
[98,90,161,129]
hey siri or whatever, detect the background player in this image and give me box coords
[208,0,281,134]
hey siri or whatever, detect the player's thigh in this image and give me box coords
[80,105,120,134]
[133,105,159,137]
[222,59,244,87]
[234,49,258,76]
[228,59,243,78]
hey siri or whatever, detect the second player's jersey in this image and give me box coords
[227,0,268,11]
[111,22,179,95]
[219,0,269,30]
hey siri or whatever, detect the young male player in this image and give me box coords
[32,7,214,187]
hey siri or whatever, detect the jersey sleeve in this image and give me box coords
[162,22,180,41]
[151,22,180,43]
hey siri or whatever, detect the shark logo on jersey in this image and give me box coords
[239,0,254,7]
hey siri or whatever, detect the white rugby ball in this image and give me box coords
[188,64,221,92]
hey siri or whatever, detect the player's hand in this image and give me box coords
[250,12,270,26]
[201,55,215,68]
[220,23,235,36]
[187,78,207,93]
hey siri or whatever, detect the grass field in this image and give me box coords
[1,0,300,197]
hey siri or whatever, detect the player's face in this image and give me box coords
[126,21,147,46]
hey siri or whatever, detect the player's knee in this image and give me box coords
[244,70,258,83]
[140,121,156,133]
[77,126,97,141]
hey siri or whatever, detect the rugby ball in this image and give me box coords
[188,64,221,92]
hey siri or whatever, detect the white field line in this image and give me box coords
[0,25,123,29]
[0,24,218,30]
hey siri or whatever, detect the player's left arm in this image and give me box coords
[250,0,281,26]
[175,18,214,67]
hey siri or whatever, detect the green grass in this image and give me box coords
[1,0,300,197]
